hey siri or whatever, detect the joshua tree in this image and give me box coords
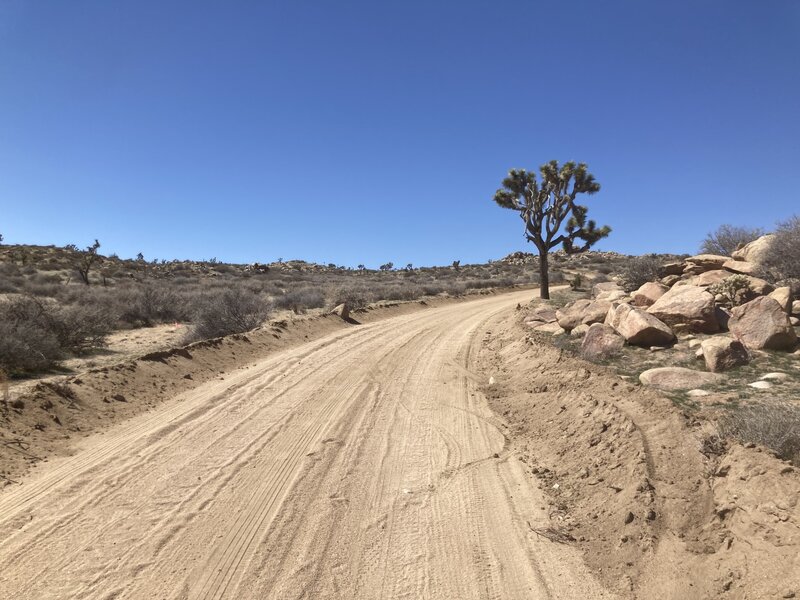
[76,239,102,285]
[493,161,610,299]
[357,264,366,271]
[452,260,460,270]
[405,263,413,271]
[379,262,394,271]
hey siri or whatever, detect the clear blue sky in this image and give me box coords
[2,1,798,267]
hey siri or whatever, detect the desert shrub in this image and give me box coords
[0,295,114,372]
[569,273,583,291]
[761,215,800,290]
[701,224,764,256]
[0,319,62,373]
[273,287,326,312]
[116,284,191,326]
[327,284,375,309]
[185,287,271,342]
[718,402,800,465]
[616,255,662,292]
[708,274,753,306]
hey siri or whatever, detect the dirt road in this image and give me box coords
[0,291,614,599]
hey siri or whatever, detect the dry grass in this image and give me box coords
[717,401,800,465]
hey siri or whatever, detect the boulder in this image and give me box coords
[647,285,719,333]
[728,296,798,351]
[631,282,668,307]
[570,323,590,337]
[791,316,800,326]
[768,287,793,314]
[581,324,625,361]
[331,303,350,320]
[597,290,629,303]
[683,254,729,274]
[701,336,750,373]
[740,275,774,296]
[592,281,623,299]
[690,270,730,287]
[661,262,685,277]
[639,367,722,391]
[556,299,593,331]
[661,275,681,287]
[581,300,613,325]
[792,300,800,316]
[722,259,759,276]
[526,305,558,324]
[605,304,675,347]
[530,321,566,335]
[731,234,775,264]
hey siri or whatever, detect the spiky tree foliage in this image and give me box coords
[75,239,102,286]
[493,161,611,299]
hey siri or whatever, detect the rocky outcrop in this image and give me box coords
[647,285,719,333]
[722,259,759,275]
[556,299,612,331]
[728,297,798,350]
[690,270,730,287]
[526,305,558,324]
[701,337,750,373]
[683,254,729,274]
[639,367,721,390]
[631,282,668,307]
[768,287,793,314]
[556,300,593,331]
[592,282,623,299]
[731,234,775,264]
[581,324,625,361]
[605,304,675,347]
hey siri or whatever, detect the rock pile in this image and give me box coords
[525,235,799,384]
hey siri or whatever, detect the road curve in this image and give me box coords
[0,291,615,599]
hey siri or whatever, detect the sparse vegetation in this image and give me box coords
[184,287,271,343]
[493,161,611,299]
[761,215,800,291]
[615,254,662,292]
[700,224,764,256]
[718,402,800,465]
[709,274,753,306]
[75,239,102,285]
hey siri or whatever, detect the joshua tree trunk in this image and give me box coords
[538,249,550,300]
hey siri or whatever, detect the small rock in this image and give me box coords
[624,511,635,524]
[687,389,711,397]
[760,372,789,381]
[748,381,772,390]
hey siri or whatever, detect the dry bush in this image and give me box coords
[273,287,326,313]
[701,224,764,256]
[0,319,62,373]
[185,287,271,343]
[615,255,662,292]
[327,284,375,309]
[115,284,191,326]
[717,402,800,465]
[0,295,114,373]
[761,215,800,292]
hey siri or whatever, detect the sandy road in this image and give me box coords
[0,291,614,599]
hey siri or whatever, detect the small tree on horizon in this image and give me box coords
[493,161,611,299]
[76,239,102,286]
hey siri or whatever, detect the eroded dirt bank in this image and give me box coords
[477,305,800,599]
